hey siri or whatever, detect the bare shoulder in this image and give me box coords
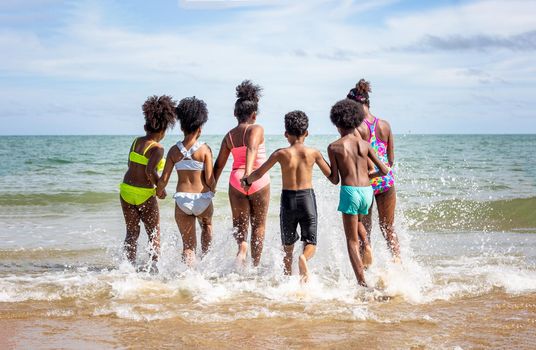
[377,118,392,132]
[149,142,164,153]
[358,139,370,151]
[200,142,212,156]
[328,140,343,154]
[306,146,322,157]
[357,123,368,137]
[201,142,212,152]
[249,124,264,134]
[166,144,181,161]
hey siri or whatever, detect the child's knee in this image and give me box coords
[199,217,212,229]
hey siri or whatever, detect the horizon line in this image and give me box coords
[1,133,536,137]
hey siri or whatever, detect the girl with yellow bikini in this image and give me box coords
[120,95,177,272]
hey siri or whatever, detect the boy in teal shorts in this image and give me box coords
[327,99,389,287]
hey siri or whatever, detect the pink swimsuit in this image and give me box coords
[228,126,270,195]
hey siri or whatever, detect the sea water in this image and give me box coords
[0,135,535,349]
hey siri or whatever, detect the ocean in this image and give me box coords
[1,134,535,349]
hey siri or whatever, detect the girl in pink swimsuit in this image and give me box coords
[213,80,271,267]
[352,79,401,261]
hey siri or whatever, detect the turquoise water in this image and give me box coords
[0,134,534,245]
[0,134,535,338]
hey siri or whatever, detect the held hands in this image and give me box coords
[156,187,167,200]
[368,166,392,179]
[240,175,251,192]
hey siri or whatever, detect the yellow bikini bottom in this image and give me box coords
[119,183,156,206]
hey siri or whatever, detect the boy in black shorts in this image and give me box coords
[243,111,332,282]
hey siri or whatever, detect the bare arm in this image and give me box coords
[245,149,280,186]
[146,146,164,187]
[203,145,216,192]
[244,126,263,177]
[368,158,375,173]
[156,147,177,199]
[315,150,332,178]
[367,144,389,178]
[387,127,395,167]
[213,136,231,184]
[327,144,340,185]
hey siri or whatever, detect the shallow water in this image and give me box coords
[1,135,535,349]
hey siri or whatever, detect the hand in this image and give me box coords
[240,176,251,191]
[157,188,167,199]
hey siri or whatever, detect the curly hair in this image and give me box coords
[330,99,366,129]
[175,96,208,134]
[284,110,308,136]
[234,80,262,122]
[142,95,177,133]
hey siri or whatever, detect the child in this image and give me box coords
[157,97,215,267]
[243,110,331,282]
[120,95,177,273]
[327,99,389,287]
[213,80,270,267]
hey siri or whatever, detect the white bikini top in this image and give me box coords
[175,141,205,171]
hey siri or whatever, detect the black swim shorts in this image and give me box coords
[280,189,317,246]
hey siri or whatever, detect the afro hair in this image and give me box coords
[176,96,208,134]
[330,99,366,130]
[142,95,177,133]
[284,110,309,136]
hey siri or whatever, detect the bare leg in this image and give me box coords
[229,186,250,266]
[197,203,214,257]
[121,197,141,265]
[342,213,367,287]
[249,185,270,267]
[299,243,316,283]
[139,196,160,269]
[358,219,373,269]
[175,205,197,267]
[376,187,401,261]
[362,198,374,253]
[283,244,294,275]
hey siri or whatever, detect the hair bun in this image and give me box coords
[236,80,262,102]
[357,78,371,95]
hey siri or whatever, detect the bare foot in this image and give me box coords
[298,254,309,284]
[392,256,401,264]
[363,245,373,269]
[235,242,248,268]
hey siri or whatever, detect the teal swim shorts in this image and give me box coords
[337,185,374,216]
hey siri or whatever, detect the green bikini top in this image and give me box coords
[129,138,165,172]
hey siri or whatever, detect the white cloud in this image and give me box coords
[0,0,535,134]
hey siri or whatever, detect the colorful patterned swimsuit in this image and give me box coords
[364,117,395,195]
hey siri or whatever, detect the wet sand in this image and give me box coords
[2,292,535,349]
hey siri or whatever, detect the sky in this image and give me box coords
[0,0,535,135]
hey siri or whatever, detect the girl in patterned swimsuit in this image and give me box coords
[351,79,401,261]
[213,80,270,267]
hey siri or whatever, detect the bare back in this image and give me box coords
[328,134,371,187]
[277,144,320,190]
[247,141,331,191]
[358,115,395,166]
[159,142,214,194]
[358,116,390,143]
[123,136,163,188]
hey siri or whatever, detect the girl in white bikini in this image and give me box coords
[157,97,215,267]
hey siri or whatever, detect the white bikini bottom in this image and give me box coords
[173,191,214,216]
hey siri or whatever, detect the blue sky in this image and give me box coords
[0,0,535,135]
